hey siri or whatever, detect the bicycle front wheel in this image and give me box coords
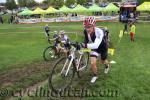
[43,46,58,61]
[48,57,75,93]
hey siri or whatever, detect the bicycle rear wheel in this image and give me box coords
[43,46,58,61]
[49,57,75,93]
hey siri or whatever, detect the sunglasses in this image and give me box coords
[85,25,93,29]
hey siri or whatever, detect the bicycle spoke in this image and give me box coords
[43,46,58,61]
[49,57,75,93]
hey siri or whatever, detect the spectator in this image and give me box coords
[147,13,150,21]
[14,15,19,24]
[0,16,3,24]
[123,23,128,34]
[129,22,136,42]
[104,27,111,47]
[9,15,14,24]
[75,13,77,16]
[111,11,115,16]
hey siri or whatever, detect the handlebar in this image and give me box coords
[68,42,83,51]
[68,42,91,52]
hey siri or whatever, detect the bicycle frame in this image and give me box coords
[60,45,88,76]
[60,46,75,76]
[77,50,87,71]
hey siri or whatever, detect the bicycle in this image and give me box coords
[43,31,67,61]
[48,42,90,93]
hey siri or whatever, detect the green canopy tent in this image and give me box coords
[32,7,47,14]
[88,4,104,12]
[58,5,72,13]
[18,9,33,16]
[71,4,88,13]
[104,3,119,12]
[137,2,150,11]
[21,8,29,11]
[46,6,58,13]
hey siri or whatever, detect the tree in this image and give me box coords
[137,0,145,5]
[26,0,37,7]
[43,0,48,6]
[54,0,64,8]
[107,0,121,2]
[5,0,17,13]
[43,0,55,7]
[65,0,76,7]
[42,0,63,8]
[77,0,88,5]
[101,0,108,3]
[17,0,27,7]
[17,0,37,8]
[43,0,55,5]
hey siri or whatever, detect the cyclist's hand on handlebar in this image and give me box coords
[76,43,87,50]
[76,43,81,50]
[69,42,87,50]
[81,43,87,48]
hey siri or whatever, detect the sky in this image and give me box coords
[0,0,44,3]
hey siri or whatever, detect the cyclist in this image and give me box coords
[44,24,50,42]
[59,30,69,44]
[81,16,110,83]
[53,31,59,39]
[54,30,69,56]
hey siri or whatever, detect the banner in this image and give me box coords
[18,16,119,24]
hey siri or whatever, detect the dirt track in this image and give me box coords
[0,61,54,89]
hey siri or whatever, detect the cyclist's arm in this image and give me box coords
[87,38,102,49]
[83,30,89,43]
[87,28,104,49]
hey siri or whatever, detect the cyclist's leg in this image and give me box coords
[62,48,68,56]
[90,57,97,75]
[100,51,108,64]
[100,49,110,74]
[55,44,60,56]
[90,51,99,75]
[45,31,50,42]
[62,45,69,56]
[90,51,99,83]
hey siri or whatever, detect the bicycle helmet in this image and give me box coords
[60,30,65,35]
[83,16,96,27]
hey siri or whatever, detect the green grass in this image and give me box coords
[0,22,150,100]
[0,22,85,72]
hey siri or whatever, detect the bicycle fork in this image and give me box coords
[76,53,87,71]
[60,54,74,76]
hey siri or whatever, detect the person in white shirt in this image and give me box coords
[82,16,110,83]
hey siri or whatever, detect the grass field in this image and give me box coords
[0,22,150,100]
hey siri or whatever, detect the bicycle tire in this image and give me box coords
[43,46,58,61]
[48,57,75,93]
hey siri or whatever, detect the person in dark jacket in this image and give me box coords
[0,16,3,24]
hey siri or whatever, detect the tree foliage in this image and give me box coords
[5,0,17,10]
[77,0,88,5]
[65,0,76,7]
